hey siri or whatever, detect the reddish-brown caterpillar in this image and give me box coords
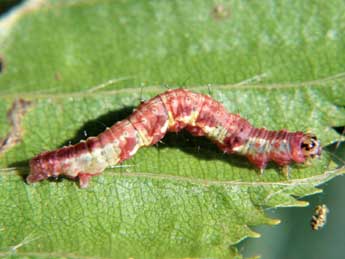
[311,204,329,231]
[27,89,322,188]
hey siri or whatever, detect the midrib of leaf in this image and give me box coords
[1,166,344,188]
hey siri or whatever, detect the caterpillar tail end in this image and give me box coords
[26,156,50,185]
[26,171,48,184]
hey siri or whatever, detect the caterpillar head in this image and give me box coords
[301,133,321,160]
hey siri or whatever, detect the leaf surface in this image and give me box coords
[0,1,344,259]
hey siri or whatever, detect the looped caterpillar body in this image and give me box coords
[27,89,322,188]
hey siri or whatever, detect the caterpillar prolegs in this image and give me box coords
[27,89,322,188]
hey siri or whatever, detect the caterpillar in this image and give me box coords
[310,204,329,231]
[27,89,321,188]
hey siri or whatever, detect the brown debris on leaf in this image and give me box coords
[0,99,32,154]
[212,4,231,20]
[0,55,4,73]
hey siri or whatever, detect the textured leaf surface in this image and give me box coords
[0,1,345,259]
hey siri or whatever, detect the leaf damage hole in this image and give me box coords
[0,98,32,155]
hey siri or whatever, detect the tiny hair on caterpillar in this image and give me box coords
[27,89,322,188]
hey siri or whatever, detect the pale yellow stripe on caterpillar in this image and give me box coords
[116,119,141,157]
[126,118,150,148]
[182,91,206,126]
[66,141,93,177]
[158,91,177,129]
[193,95,228,144]
[127,96,169,148]
[99,128,122,166]
[201,125,229,144]
[72,140,107,176]
[159,89,205,128]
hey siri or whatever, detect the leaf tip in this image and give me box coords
[248,230,261,238]
[268,218,281,225]
[296,200,309,207]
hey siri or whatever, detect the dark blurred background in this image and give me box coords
[0,0,24,15]
[242,141,345,259]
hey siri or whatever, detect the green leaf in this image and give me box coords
[0,1,344,259]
